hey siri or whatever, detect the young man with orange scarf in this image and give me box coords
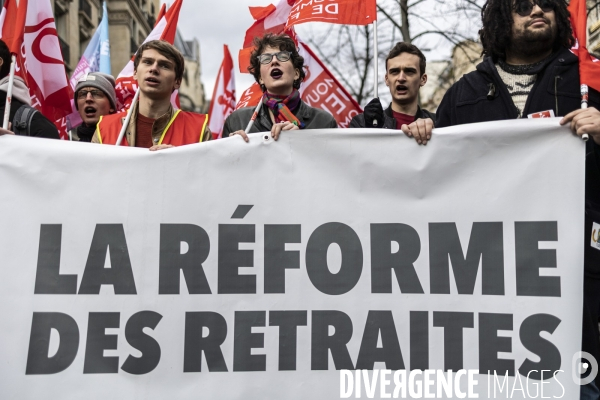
[223,33,337,141]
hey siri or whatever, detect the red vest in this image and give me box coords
[96,110,209,146]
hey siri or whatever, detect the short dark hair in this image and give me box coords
[0,39,11,79]
[248,33,305,90]
[133,40,185,82]
[386,42,427,76]
[479,0,574,61]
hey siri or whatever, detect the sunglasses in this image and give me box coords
[513,0,555,17]
[257,51,292,65]
[77,89,106,100]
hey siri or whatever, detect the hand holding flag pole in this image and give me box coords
[245,99,263,134]
[581,84,589,141]
[2,54,17,130]
[115,88,140,146]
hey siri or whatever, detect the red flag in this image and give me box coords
[3,0,73,139]
[0,0,27,54]
[239,0,295,73]
[115,0,183,109]
[208,45,236,139]
[236,36,362,129]
[568,0,600,92]
[286,0,377,29]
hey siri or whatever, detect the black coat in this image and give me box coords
[222,100,337,137]
[0,93,59,139]
[350,103,436,129]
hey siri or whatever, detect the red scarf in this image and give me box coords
[263,89,305,128]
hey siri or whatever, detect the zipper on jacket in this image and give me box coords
[487,83,495,100]
[554,75,562,116]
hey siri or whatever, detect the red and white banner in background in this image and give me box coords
[286,0,377,28]
[208,45,236,139]
[239,0,295,73]
[115,0,182,110]
[236,38,362,129]
[0,0,73,139]
[568,0,600,91]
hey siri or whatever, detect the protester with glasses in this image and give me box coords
[436,1,600,398]
[223,33,336,141]
[72,72,117,142]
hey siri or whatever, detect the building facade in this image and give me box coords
[50,0,205,112]
[589,0,600,57]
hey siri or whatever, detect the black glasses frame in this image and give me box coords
[77,89,106,99]
[257,51,292,65]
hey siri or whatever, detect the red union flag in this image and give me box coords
[19,0,73,139]
[286,0,377,28]
[568,0,600,92]
[239,0,295,73]
[208,45,236,139]
[115,0,182,109]
[236,38,362,128]
[0,0,27,55]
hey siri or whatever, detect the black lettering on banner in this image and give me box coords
[356,311,404,370]
[429,222,504,295]
[159,224,211,294]
[83,312,120,374]
[26,312,79,374]
[515,222,561,297]
[269,311,308,371]
[34,225,77,294]
[311,310,354,370]
[78,224,137,295]
[433,311,474,371]
[218,224,256,294]
[371,223,424,294]
[121,311,163,375]
[306,223,363,295]
[233,311,266,371]
[264,225,301,293]
[410,311,429,370]
[518,313,562,380]
[184,312,228,372]
[479,313,514,376]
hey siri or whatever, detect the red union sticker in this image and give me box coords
[528,110,555,118]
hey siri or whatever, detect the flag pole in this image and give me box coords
[372,20,379,127]
[244,99,263,134]
[115,88,140,146]
[581,84,589,141]
[2,54,17,130]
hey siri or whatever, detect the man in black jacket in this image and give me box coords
[437,0,600,397]
[0,39,59,139]
[350,42,435,145]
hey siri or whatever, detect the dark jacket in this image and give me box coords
[349,103,436,129]
[0,94,59,139]
[222,100,337,137]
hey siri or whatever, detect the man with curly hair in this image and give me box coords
[223,33,337,141]
[437,1,600,398]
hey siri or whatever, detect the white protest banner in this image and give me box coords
[0,119,586,399]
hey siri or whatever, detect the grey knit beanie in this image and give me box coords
[74,72,117,111]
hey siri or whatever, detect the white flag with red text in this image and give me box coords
[239,0,295,73]
[0,0,73,139]
[236,37,362,128]
[208,45,236,139]
[115,0,182,109]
